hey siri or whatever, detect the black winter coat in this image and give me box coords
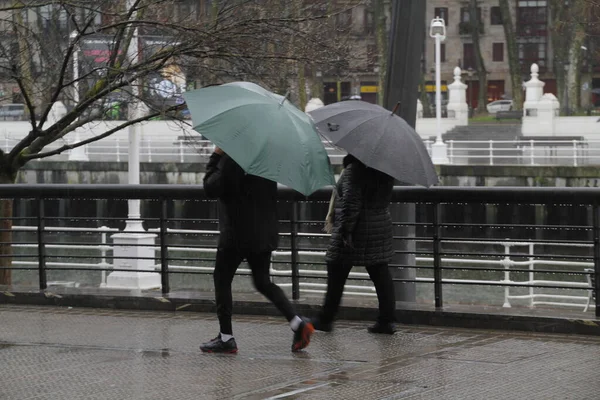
[204,153,279,253]
[325,156,394,266]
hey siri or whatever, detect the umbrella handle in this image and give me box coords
[280,91,291,106]
[391,101,401,115]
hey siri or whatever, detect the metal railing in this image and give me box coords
[5,136,600,166]
[0,184,598,318]
[422,138,599,166]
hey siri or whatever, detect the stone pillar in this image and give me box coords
[446,67,469,126]
[522,64,546,135]
[104,232,161,291]
[536,94,560,135]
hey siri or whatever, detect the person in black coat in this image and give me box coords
[314,154,397,334]
[199,148,314,353]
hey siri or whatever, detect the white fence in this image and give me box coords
[424,138,600,166]
[6,136,600,166]
[10,225,595,312]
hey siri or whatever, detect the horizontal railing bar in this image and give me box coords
[2,184,600,205]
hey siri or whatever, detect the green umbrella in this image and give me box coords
[183,82,335,196]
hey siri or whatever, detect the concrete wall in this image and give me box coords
[439,165,600,187]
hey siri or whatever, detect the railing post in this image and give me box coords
[116,140,121,162]
[572,140,578,167]
[489,140,494,166]
[290,201,300,300]
[432,202,443,309]
[528,243,535,308]
[593,205,600,318]
[448,140,454,164]
[502,242,511,308]
[530,140,535,165]
[159,198,169,294]
[179,139,184,163]
[37,198,47,290]
[99,226,109,286]
[148,137,152,163]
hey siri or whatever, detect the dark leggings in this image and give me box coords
[319,262,396,325]
[214,249,296,334]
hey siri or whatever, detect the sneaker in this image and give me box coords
[367,321,396,335]
[200,335,238,354]
[311,317,333,333]
[292,319,315,352]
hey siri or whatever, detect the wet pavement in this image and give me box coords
[1,305,599,400]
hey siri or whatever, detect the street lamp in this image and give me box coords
[429,17,448,164]
[68,31,88,161]
[105,0,161,291]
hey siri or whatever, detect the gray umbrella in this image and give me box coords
[308,100,438,187]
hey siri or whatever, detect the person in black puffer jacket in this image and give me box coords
[314,154,396,334]
[199,148,314,354]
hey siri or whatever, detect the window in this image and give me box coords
[463,43,475,69]
[491,6,503,25]
[518,41,547,69]
[176,0,197,21]
[440,44,446,63]
[517,1,548,71]
[434,7,448,24]
[336,9,352,30]
[460,7,483,34]
[460,7,482,23]
[517,1,547,37]
[365,9,375,34]
[493,43,504,62]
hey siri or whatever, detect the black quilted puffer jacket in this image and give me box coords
[325,155,394,266]
[204,153,279,253]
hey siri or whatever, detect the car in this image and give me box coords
[486,100,513,114]
[0,103,25,120]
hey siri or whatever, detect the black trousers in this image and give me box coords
[214,249,296,334]
[319,262,396,325]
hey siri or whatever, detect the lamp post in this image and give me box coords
[124,20,143,233]
[105,1,160,291]
[429,16,448,164]
[68,31,88,161]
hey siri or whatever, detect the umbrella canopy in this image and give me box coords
[308,100,438,187]
[183,82,335,196]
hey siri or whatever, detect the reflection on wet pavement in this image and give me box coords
[0,304,598,399]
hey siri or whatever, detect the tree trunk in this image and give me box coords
[470,0,487,114]
[298,65,307,111]
[0,170,14,285]
[567,1,591,112]
[550,0,570,112]
[499,0,523,110]
[375,0,389,106]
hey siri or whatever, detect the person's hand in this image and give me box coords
[214,147,224,155]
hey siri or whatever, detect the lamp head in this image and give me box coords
[430,17,446,40]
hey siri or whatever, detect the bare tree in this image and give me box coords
[550,0,593,114]
[0,0,349,284]
[499,0,523,110]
